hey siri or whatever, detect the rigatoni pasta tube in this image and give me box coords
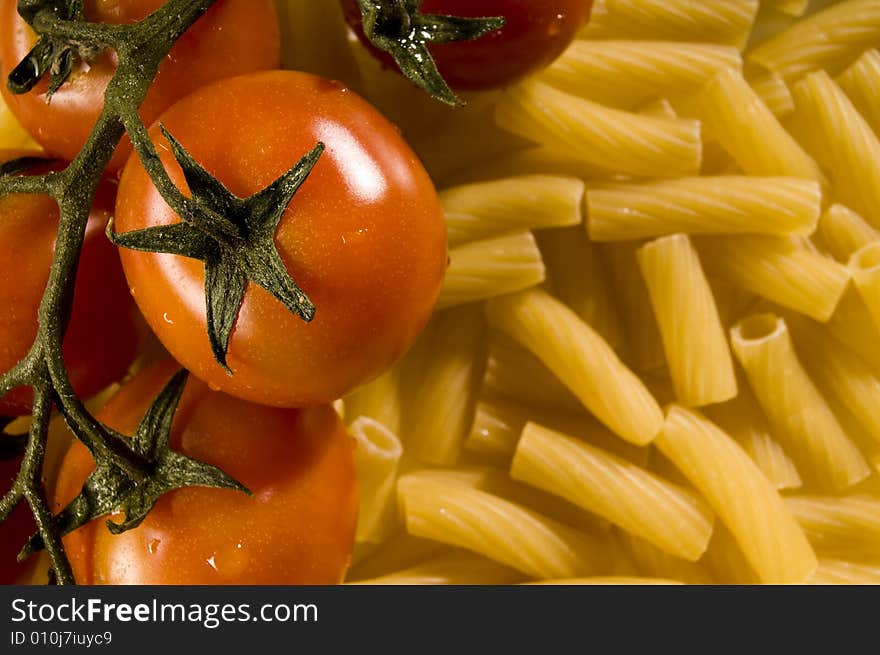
[606,242,665,372]
[705,389,803,491]
[638,98,677,119]
[397,475,612,580]
[402,305,484,466]
[709,275,758,329]
[764,0,809,17]
[512,423,714,561]
[788,317,880,447]
[817,204,879,264]
[657,406,817,584]
[343,369,402,435]
[527,577,683,585]
[410,103,526,187]
[701,69,825,184]
[275,0,359,82]
[826,287,880,374]
[637,234,737,406]
[785,495,880,561]
[350,417,403,544]
[466,397,650,466]
[481,333,582,413]
[459,146,613,186]
[587,0,758,48]
[791,71,880,228]
[345,533,448,582]
[702,523,759,585]
[745,69,794,117]
[587,177,821,241]
[466,397,542,461]
[485,288,663,446]
[836,49,880,136]
[810,560,880,585]
[849,242,880,334]
[698,236,850,322]
[440,176,584,247]
[494,79,701,178]
[541,40,741,108]
[664,90,703,122]
[437,231,545,310]
[349,551,523,585]
[407,466,612,537]
[537,227,624,352]
[730,314,870,491]
[748,0,880,81]
[615,531,715,584]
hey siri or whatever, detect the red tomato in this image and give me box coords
[0,151,139,416]
[54,360,358,584]
[115,71,447,407]
[341,0,592,90]
[0,0,280,171]
[0,452,37,584]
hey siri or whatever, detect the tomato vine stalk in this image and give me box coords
[0,0,232,585]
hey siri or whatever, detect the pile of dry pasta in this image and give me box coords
[332,0,880,585]
[6,0,880,584]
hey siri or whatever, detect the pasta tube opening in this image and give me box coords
[732,313,785,343]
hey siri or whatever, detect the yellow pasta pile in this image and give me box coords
[335,0,880,585]
[3,0,878,584]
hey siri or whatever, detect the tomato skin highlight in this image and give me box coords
[115,70,447,407]
[0,0,280,171]
[0,152,139,417]
[341,0,592,91]
[54,360,359,585]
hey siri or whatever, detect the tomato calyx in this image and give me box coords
[354,0,504,106]
[24,369,248,558]
[7,0,93,98]
[109,126,323,373]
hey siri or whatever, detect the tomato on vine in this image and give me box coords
[114,70,447,407]
[342,0,593,91]
[0,151,138,416]
[0,0,281,171]
[54,360,358,585]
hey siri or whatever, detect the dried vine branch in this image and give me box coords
[0,0,226,585]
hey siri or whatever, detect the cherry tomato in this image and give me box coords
[54,360,358,584]
[0,451,37,584]
[0,0,280,171]
[341,0,593,91]
[115,71,447,407]
[0,151,139,416]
